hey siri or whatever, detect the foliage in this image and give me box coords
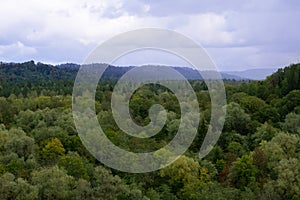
[0,61,299,199]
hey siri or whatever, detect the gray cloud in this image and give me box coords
[0,0,299,70]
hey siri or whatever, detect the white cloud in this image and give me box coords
[176,13,238,46]
[142,5,151,13]
[0,0,167,46]
[0,0,235,47]
[0,0,299,70]
[0,41,37,59]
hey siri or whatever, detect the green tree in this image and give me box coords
[240,96,266,114]
[227,142,244,157]
[73,178,92,200]
[262,158,300,199]
[261,132,299,180]
[4,129,35,159]
[223,103,252,135]
[91,166,145,200]
[229,155,257,189]
[251,122,278,148]
[58,152,89,180]
[159,155,212,199]
[282,112,300,135]
[31,166,76,200]
[41,138,65,164]
[0,172,38,200]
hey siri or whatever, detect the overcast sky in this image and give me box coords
[0,0,299,71]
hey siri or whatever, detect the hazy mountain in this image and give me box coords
[57,63,247,80]
[172,67,246,80]
[0,61,247,82]
[224,68,278,80]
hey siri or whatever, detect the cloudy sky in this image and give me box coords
[0,0,299,71]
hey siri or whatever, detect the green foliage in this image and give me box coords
[251,122,279,148]
[228,142,244,157]
[274,158,300,198]
[262,63,300,97]
[58,152,89,180]
[4,129,35,159]
[31,166,76,199]
[205,145,225,163]
[282,112,300,135]
[91,166,145,200]
[159,156,212,199]
[0,61,299,199]
[229,155,257,189]
[0,173,38,200]
[41,138,65,164]
[223,103,252,134]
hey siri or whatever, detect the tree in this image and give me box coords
[240,96,266,114]
[15,177,39,200]
[4,129,35,159]
[91,166,145,200]
[41,138,65,164]
[0,173,18,199]
[0,172,38,200]
[229,92,248,104]
[262,132,300,175]
[274,158,300,198]
[58,152,89,180]
[205,145,224,163]
[223,103,252,135]
[217,131,247,151]
[262,158,300,199]
[0,98,12,125]
[229,155,257,189]
[252,147,268,183]
[251,122,278,148]
[31,166,75,200]
[227,142,244,157]
[159,155,212,199]
[282,112,300,135]
[281,90,300,117]
[73,178,92,200]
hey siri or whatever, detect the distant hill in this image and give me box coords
[224,68,278,80]
[0,61,299,98]
[0,61,78,82]
[173,67,246,80]
[57,63,247,80]
[0,61,278,83]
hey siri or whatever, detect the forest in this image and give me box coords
[0,61,300,200]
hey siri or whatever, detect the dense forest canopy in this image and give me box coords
[0,61,300,199]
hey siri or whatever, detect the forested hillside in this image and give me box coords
[0,61,249,97]
[0,62,299,199]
